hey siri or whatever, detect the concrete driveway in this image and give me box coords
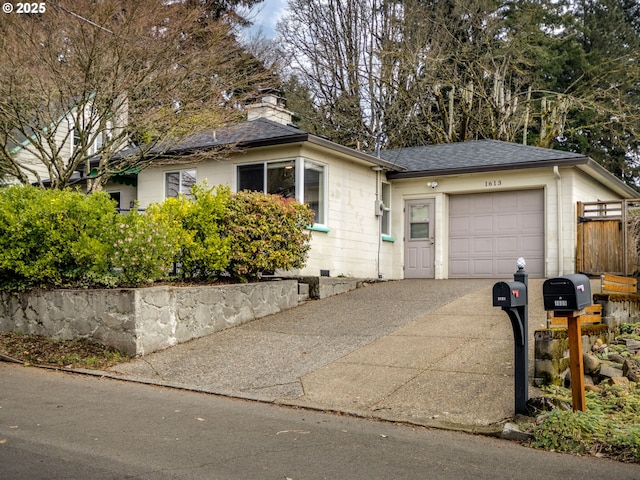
[106,278,551,429]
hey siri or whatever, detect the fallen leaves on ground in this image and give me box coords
[0,331,129,369]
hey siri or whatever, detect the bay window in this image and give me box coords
[237,158,326,225]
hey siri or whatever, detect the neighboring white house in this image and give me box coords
[132,95,638,280]
[5,96,134,209]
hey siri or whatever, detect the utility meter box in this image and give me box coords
[492,281,527,308]
[542,274,591,312]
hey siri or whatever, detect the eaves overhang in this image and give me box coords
[576,158,639,198]
[306,135,405,172]
[386,154,639,198]
[386,156,592,179]
[230,131,405,172]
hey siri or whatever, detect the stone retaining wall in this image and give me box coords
[296,276,367,299]
[0,280,299,356]
[533,293,640,386]
[594,293,640,328]
[534,325,612,386]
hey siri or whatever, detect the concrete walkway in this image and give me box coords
[106,279,551,431]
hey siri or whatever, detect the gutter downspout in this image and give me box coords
[554,166,563,276]
[372,166,384,280]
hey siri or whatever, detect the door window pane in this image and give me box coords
[410,204,429,239]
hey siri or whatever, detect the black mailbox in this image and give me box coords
[493,281,527,308]
[542,274,591,312]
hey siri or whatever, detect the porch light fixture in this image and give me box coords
[427,181,438,189]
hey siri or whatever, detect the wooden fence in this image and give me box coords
[576,200,640,276]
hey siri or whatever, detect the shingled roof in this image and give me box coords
[167,118,308,152]
[381,139,590,178]
[106,118,401,172]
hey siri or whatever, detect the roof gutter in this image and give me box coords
[306,135,406,172]
[576,158,639,198]
[386,156,592,179]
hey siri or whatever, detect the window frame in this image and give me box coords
[381,181,391,237]
[164,168,197,199]
[236,157,328,227]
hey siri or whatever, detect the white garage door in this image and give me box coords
[449,190,544,278]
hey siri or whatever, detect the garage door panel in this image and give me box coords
[496,236,518,253]
[450,238,470,254]
[524,258,544,274]
[471,259,495,276]
[470,194,495,213]
[517,193,543,211]
[472,237,494,254]
[472,214,495,231]
[520,237,544,256]
[450,217,470,235]
[449,260,470,276]
[449,190,544,278]
[496,258,519,274]
[520,211,544,227]
[496,213,519,232]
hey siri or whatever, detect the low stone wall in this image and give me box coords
[296,276,369,299]
[594,293,640,328]
[533,325,612,386]
[533,293,640,387]
[0,280,298,356]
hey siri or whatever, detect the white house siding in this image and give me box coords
[9,120,74,185]
[388,166,627,280]
[10,148,50,185]
[136,144,394,279]
[104,184,138,211]
[295,147,392,279]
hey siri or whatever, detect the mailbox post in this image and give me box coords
[492,258,528,415]
[542,274,592,412]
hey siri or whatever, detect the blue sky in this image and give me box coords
[245,0,287,38]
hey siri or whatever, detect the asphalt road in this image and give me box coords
[1,363,638,480]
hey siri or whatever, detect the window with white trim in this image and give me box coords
[165,169,196,198]
[381,181,391,236]
[237,158,327,225]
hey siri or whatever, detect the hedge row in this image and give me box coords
[0,184,314,292]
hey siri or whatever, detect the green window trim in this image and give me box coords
[382,235,395,243]
[307,225,330,233]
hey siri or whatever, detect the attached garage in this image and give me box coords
[449,190,544,278]
[383,140,638,279]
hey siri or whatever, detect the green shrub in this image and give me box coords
[224,191,314,281]
[108,208,182,286]
[0,184,315,291]
[146,182,230,279]
[0,186,117,290]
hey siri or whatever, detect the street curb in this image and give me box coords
[0,357,511,438]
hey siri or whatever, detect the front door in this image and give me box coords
[404,199,435,278]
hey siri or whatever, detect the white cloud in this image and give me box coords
[245,0,287,38]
